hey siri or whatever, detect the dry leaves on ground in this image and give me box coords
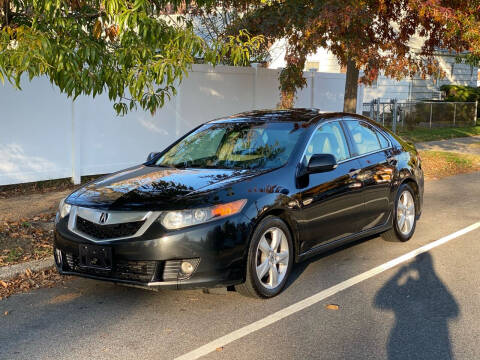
[419,150,480,179]
[0,267,70,300]
[0,213,55,267]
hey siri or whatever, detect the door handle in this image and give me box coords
[348,168,362,188]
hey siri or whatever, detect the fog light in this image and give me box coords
[163,258,200,280]
[181,261,194,275]
[54,248,63,266]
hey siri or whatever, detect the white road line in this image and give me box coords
[175,222,480,360]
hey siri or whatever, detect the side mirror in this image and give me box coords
[307,154,338,173]
[146,152,159,162]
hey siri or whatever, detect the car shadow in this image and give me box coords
[374,252,459,360]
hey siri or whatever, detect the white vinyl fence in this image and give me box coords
[0,64,363,186]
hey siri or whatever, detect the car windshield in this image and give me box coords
[154,122,306,170]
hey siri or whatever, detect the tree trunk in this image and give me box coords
[343,58,359,113]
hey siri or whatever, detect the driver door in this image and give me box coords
[296,120,364,254]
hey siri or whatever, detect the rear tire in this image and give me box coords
[235,216,294,298]
[382,183,417,242]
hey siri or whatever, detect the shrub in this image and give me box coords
[440,85,480,118]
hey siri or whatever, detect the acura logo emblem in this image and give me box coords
[99,212,109,224]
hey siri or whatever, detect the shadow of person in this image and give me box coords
[374,252,459,360]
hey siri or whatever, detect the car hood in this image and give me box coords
[66,165,261,210]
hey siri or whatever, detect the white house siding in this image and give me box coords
[269,42,478,103]
[269,39,342,73]
[406,53,478,100]
[363,77,412,102]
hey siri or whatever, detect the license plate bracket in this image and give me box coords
[79,244,112,270]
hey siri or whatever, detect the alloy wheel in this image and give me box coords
[397,190,415,236]
[255,227,289,289]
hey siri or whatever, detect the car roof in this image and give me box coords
[207,109,363,125]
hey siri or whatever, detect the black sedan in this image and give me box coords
[54,109,424,298]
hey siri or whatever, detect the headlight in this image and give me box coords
[159,199,247,230]
[58,197,71,219]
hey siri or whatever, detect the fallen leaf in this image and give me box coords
[25,268,32,277]
[326,304,340,310]
[216,347,224,352]
[4,311,8,316]
[48,292,82,304]
[0,280,8,288]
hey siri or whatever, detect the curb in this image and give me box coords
[0,257,54,281]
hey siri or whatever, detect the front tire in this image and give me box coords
[382,183,417,242]
[235,216,294,298]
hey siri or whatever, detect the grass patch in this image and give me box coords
[5,248,24,263]
[419,150,480,179]
[397,125,480,143]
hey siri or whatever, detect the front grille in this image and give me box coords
[64,252,157,283]
[115,261,157,282]
[76,216,144,240]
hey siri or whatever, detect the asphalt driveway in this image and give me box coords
[1,172,479,360]
[415,135,480,155]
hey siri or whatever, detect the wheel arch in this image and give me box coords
[249,207,301,263]
[399,177,421,217]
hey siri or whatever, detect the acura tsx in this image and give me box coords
[54,109,424,298]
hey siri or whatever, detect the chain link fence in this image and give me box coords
[363,99,478,133]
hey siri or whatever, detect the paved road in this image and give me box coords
[416,135,480,155]
[1,172,479,360]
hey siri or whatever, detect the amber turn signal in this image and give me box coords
[211,199,247,218]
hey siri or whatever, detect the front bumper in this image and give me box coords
[54,213,252,290]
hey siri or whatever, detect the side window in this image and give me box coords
[345,120,381,155]
[304,121,350,163]
[376,130,390,149]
